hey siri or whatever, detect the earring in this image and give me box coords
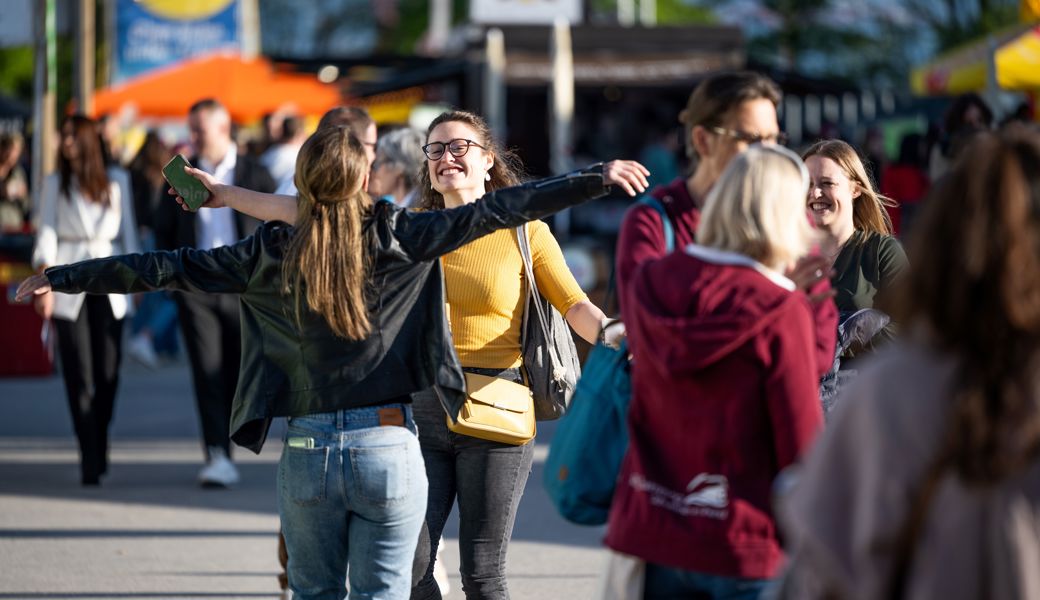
[485,172,491,181]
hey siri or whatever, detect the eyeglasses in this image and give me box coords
[709,126,789,147]
[421,138,487,161]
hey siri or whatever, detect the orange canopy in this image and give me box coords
[93,52,344,122]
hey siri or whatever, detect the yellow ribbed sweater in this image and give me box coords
[442,222,586,369]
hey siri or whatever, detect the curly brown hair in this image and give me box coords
[416,110,524,210]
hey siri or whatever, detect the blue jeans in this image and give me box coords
[643,563,772,600]
[279,404,428,600]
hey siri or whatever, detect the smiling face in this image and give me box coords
[805,155,859,237]
[426,120,493,206]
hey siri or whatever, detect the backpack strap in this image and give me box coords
[638,195,675,253]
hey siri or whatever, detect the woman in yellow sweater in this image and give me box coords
[410,110,648,600]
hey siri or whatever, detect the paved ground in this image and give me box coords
[0,357,607,599]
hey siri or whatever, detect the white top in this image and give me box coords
[32,167,141,321]
[196,145,239,250]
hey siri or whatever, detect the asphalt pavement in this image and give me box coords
[0,356,607,599]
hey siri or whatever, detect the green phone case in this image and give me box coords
[162,154,210,211]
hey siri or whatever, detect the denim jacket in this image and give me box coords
[46,168,610,452]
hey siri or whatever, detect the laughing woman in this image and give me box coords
[802,140,908,358]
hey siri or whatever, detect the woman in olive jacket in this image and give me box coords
[17,126,648,600]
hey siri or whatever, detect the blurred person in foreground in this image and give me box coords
[607,145,827,599]
[780,125,1040,599]
[153,98,276,487]
[31,115,140,485]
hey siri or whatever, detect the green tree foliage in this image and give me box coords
[902,0,1020,52]
[0,47,34,101]
[699,0,1021,87]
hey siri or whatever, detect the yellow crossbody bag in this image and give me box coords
[446,372,536,445]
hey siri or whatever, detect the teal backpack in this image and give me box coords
[543,196,674,525]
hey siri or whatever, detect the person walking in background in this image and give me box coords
[780,126,1040,600]
[409,110,643,600]
[261,114,307,191]
[0,130,30,231]
[803,140,907,357]
[126,131,178,368]
[368,127,425,207]
[30,114,140,486]
[607,146,827,599]
[274,106,377,196]
[927,92,993,182]
[153,98,276,488]
[880,133,930,238]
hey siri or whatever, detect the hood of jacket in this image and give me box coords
[626,245,800,375]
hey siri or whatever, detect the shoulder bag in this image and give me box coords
[517,223,582,421]
[543,196,674,525]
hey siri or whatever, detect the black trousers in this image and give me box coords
[174,292,241,458]
[53,295,124,484]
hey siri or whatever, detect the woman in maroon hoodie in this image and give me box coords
[607,145,828,598]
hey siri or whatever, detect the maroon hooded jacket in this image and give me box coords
[605,245,826,579]
[616,177,837,375]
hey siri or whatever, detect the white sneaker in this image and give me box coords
[127,333,160,369]
[198,447,240,488]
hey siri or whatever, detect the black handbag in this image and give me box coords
[517,223,581,421]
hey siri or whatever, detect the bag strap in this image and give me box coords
[604,196,676,313]
[517,223,566,381]
[638,195,675,253]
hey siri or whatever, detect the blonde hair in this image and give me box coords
[698,145,816,270]
[281,126,373,340]
[802,139,895,235]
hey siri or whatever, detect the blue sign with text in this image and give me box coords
[113,0,242,83]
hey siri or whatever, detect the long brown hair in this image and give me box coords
[281,126,373,340]
[417,110,524,210]
[896,126,1040,483]
[881,126,1040,597]
[802,139,895,236]
[58,114,110,205]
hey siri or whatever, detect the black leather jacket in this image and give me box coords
[46,168,610,452]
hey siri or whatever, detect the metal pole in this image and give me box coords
[32,0,57,226]
[549,17,575,238]
[639,0,656,26]
[76,0,96,116]
[428,0,451,54]
[240,0,260,60]
[483,28,506,141]
[618,0,635,26]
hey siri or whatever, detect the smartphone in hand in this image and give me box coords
[162,154,210,211]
